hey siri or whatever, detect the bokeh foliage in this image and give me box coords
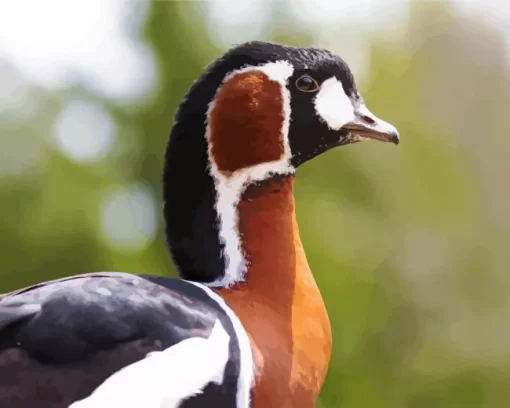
[1,1,510,407]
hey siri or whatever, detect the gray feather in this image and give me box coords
[0,301,41,329]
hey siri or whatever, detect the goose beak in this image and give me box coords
[342,102,400,145]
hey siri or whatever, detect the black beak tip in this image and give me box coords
[390,132,400,145]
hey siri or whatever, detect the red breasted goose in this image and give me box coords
[0,41,399,408]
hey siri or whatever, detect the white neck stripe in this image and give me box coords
[205,61,295,288]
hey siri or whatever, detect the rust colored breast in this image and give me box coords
[217,177,332,408]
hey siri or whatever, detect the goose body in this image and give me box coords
[0,41,399,407]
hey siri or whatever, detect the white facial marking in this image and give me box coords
[256,60,294,83]
[205,61,295,288]
[69,319,230,408]
[186,281,254,408]
[314,77,355,130]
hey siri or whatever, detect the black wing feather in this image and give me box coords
[0,272,234,408]
[0,302,41,331]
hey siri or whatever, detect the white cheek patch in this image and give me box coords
[314,77,355,130]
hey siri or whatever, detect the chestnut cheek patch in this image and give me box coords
[208,71,285,175]
[204,62,294,288]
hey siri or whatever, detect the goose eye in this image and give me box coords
[295,75,319,92]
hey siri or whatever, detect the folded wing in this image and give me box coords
[70,318,230,408]
[0,273,242,408]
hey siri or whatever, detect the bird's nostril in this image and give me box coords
[361,115,376,125]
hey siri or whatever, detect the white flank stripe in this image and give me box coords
[186,281,254,408]
[205,61,295,288]
[68,319,230,408]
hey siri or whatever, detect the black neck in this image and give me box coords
[163,48,289,283]
[163,92,223,283]
[163,55,237,283]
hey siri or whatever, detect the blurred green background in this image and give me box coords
[1,0,510,406]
